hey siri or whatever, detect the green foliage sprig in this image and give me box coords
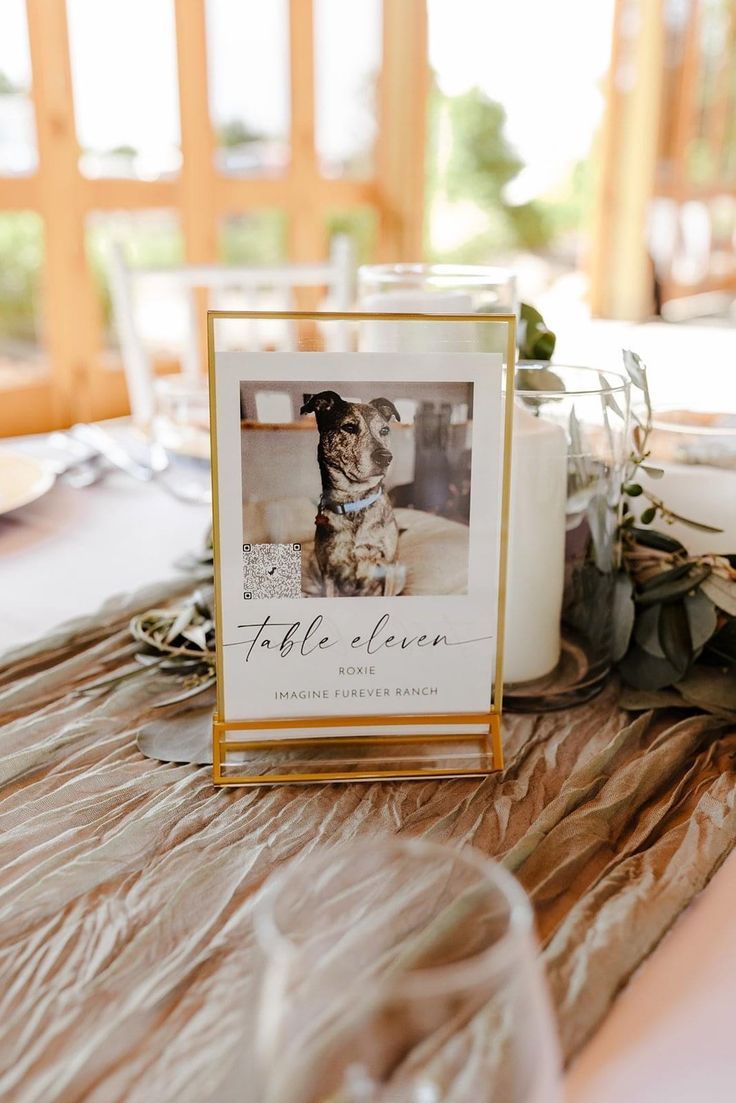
[616,352,734,713]
[518,303,556,362]
[620,349,723,535]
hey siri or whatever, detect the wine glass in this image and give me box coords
[151,374,211,503]
[249,838,561,1103]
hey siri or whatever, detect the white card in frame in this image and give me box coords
[208,311,515,785]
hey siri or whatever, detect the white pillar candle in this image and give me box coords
[505,404,567,682]
[360,290,475,352]
[640,463,736,555]
[358,288,567,684]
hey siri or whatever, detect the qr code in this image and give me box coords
[242,543,302,599]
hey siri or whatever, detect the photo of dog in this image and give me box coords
[300,390,402,596]
[240,379,473,598]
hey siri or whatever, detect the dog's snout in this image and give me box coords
[372,447,392,468]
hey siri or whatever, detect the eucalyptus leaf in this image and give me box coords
[134,653,164,667]
[675,665,736,718]
[634,604,665,658]
[630,527,686,554]
[527,329,556,361]
[598,374,626,420]
[661,508,723,534]
[639,560,694,593]
[611,571,636,661]
[658,602,692,674]
[181,624,208,650]
[636,565,711,606]
[568,407,594,487]
[640,465,665,480]
[684,590,718,651]
[618,644,684,690]
[622,349,648,392]
[701,574,736,616]
[518,303,557,362]
[159,657,210,672]
[520,302,544,326]
[165,604,196,645]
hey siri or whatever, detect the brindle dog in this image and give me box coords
[300,390,402,596]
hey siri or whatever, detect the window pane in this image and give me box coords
[67,0,181,179]
[0,0,36,174]
[314,0,382,178]
[219,212,287,264]
[0,212,43,366]
[87,211,184,350]
[207,0,290,176]
[326,208,377,263]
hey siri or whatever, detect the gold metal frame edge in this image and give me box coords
[207,309,514,786]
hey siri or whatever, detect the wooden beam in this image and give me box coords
[670,0,701,204]
[215,173,377,215]
[174,0,218,371]
[376,0,429,261]
[26,0,103,423]
[80,177,179,210]
[0,373,61,437]
[287,0,325,269]
[589,0,665,319]
[0,175,40,209]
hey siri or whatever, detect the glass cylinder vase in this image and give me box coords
[358,262,518,313]
[638,407,736,555]
[505,365,630,711]
[358,263,517,355]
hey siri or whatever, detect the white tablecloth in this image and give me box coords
[0,461,210,657]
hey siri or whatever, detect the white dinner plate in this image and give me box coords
[0,449,56,517]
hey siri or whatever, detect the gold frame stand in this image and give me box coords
[208,310,515,787]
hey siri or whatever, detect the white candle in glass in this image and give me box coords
[360,291,475,352]
[505,404,566,682]
[640,463,736,556]
[357,289,567,683]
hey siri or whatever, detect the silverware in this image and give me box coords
[69,424,154,482]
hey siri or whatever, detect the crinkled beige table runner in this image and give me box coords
[1,577,735,1103]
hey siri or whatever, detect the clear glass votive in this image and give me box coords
[504,365,630,711]
[639,408,736,555]
[358,263,518,312]
[152,374,211,504]
[251,839,561,1103]
[357,263,517,354]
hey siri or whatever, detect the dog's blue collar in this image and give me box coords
[321,488,383,516]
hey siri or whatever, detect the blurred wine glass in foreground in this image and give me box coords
[250,839,561,1103]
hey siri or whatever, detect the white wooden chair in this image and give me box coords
[108,235,355,424]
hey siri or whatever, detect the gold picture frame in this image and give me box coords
[208,310,515,786]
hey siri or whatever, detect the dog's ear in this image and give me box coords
[370,397,400,423]
[300,390,343,424]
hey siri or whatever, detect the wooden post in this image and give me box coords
[26,0,102,424]
[1,0,435,432]
[287,0,324,326]
[589,0,666,319]
[175,0,218,372]
[287,0,325,270]
[376,0,429,261]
